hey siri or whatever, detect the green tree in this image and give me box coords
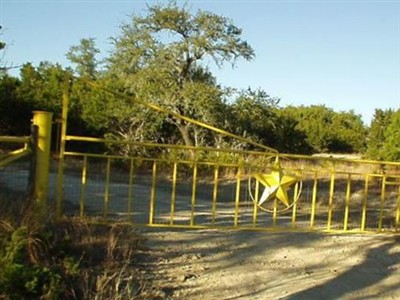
[366,109,394,160]
[0,25,7,75]
[381,109,400,161]
[64,37,169,153]
[328,110,367,153]
[229,88,279,149]
[274,110,312,154]
[282,105,334,153]
[107,2,254,147]
[66,38,100,79]
[280,105,366,154]
[16,62,68,114]
[0,75,32,135]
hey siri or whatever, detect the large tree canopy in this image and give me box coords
[107,2,254,146]
[1,2,384,159]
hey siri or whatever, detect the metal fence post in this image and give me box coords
[32,111,53,218]
[56,78,70,218]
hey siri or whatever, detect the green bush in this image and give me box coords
[0,219,157,300]
[0,225,78,300]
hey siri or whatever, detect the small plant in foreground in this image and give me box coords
[0,218,157,299]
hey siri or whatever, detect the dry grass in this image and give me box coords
[0,194,163,300]
[49,219,159,300]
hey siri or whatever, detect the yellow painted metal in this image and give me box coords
[361,175,370,231]
[66,135,277,160]
[252,179,259,227]
[253,160,298,207]
[57,143,400,233]
[127,158,135,222]
[211,165,219,225]
[327,167,336,231]
[278,152,400,168]
[234,166,242,227]
[64,150,239,168]
[143,222,400,235]
[80,156,88,217]
[0,148,31,168]
[190,164,198,226]
[272,198,278,227]
[343,174,352,231]
[65,134,400,168]
[56,81,70,217]
[0,136,30,143]
[378,176,387,232]
[170,162,178,225]
[291,181,299,228]
[103,157,111,220]
[396,184,400,232]
[55,147,400,233]
[310,172,318,229]
[46,77,400,234]
[32,111,53,218]
[149,161,157,225]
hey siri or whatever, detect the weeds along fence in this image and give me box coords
[56,136,400,234]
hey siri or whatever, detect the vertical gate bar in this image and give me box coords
[190,164,198,226]
[32,111,53,219]
[343,174,352,231]
[395,183,400,231]
[211,165,219,225]
[310,172,318,229]
[28,125,38,200]
[378,176,387,232]
[56,79,69,218]
[149,161,157,225]
[291,180,299,228]
[103,157,111,220]
[252,180,259,227]
[127,158,134,223]
[170,162,178,225]
[80,155,88,217]
[234,166,241,227]
[327,167,336,231]
[272,198,278,227]
[361,175,369,231]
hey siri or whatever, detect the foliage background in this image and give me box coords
[0,2,397,161]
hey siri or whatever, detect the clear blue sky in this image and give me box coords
[1,0,399,125]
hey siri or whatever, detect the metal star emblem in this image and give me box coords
[253,159,298,207]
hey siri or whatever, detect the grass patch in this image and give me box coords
[0,213,161,299]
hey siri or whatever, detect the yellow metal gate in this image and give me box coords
[53,81,400,234]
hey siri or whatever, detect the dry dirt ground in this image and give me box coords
[138,228,400,300]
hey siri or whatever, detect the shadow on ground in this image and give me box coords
[138,228,400,299]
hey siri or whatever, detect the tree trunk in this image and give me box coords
[177,123,194,147]
[177,123,196,159]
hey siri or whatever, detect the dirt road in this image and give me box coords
[141,229,400,300]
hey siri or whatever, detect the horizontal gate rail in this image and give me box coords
[0,136,31,168]
[0,136,31,143]
[0,148,31,168]
[54,78,400,234]
[57,146,400,234]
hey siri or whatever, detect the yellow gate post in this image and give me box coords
[32,111,53,218]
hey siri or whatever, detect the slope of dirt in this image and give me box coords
[140,228,400,300]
